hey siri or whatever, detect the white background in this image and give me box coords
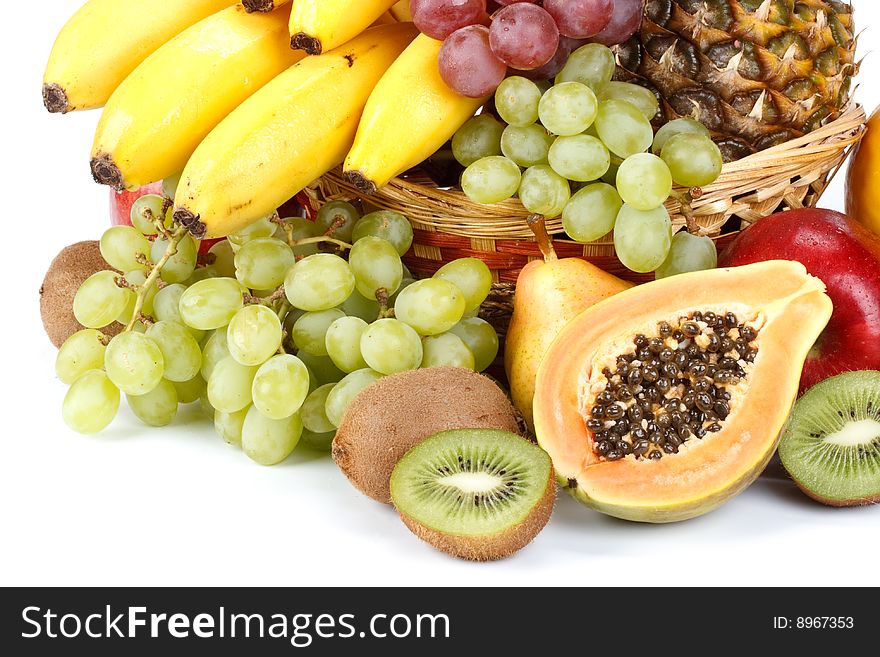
[1,1,878,588]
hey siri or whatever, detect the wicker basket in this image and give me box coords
[303,103,867,285]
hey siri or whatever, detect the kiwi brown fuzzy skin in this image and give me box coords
[791,480,880,508]
[397,473,555,562]
[332,367,521,504]
[40,241,122,347]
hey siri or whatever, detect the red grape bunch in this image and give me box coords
[411,0,645,97]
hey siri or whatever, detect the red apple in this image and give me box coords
[719,208,880,393]
[109,185,220,255]
[109,183,163,227]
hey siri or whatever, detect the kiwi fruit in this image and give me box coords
[332,367,520,504]
[390,429,555,561]
[40,241,122,347]
[778,371,880,507]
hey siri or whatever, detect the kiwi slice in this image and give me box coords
[778,371,880,506]
[390,429,555,561]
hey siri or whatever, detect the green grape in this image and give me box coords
[227,305,283,366]
[461,156,522,205]
[360,318,423,375]
[451,114,505,166]
[178,277,244,330]
[433,258,492,312]
[300,429,336,452]
[207,356,259,413]
[241,406,302,466]
[389,278,415,307]
[616,153,673,211]
[151,233,198,284]
[173,374,206,404]
[293,308,346,356]
[340,289,379,322]
[143,320,202,382]
[130,194,170,235]
[281,217,320,258]
[200,329,230,381]
[100,225,152,271]
[555,43,616,89]
[421,333,475,370]
[548,134,610,182]
[325,316,369,373]
[199,390,215,420]
[73,270,133,329]
[315,200,359,243]
[652,118,710,155]
[595,99,654,158]
[185,267,213,286]
[56,329,107,385]
[601,153,623,185]
[448,318,499,373]
[214,406,249,446]
[347,237,403,300]
[595,81,659,121]
[127,378,178,427]
[206,239,236,278]
[660,133,724,187]
[234,237,295,290]
[252,354,310,420]
[153,284,205,341]
[495,77,542,127]
[538,82,598,137]
[62,369,120,434]
[562,182,622,243]
[297,351,345,387]
[104,331,164,395]
[228,214,277,248]
[300,383,336,434]
[325,368,383,428]
[655,231,718,279]
[613,204,673,273]
[518,165,571,218]
[162,172,181,200]
[116,269,158,325]
[352,211,413,256]
[500,124,554,167]
[394,279,466,336]
[284,253,356,312]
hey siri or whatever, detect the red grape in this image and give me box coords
[543,0,614,39]
[439,25,508,98]
[592,0,644,46]
[488,3,559,71]
[511,36,585,81]
[410,0,488,40]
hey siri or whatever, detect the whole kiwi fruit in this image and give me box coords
[332,367,521,504]
[40,241,121,347]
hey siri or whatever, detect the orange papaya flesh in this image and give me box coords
[533,261,833,522]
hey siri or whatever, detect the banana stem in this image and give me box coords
[123,227,187,332]
[527,214,558,263]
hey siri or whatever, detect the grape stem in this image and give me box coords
[123,227,187,332]
[375,288,395,319]
[244,287,287,306]
[669,190,700,235]
[273,215,353,251]
[527,214,558,263]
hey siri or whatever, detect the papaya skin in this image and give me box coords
[505,216,632,432]
[533,261,833,523]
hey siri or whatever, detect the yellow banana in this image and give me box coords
[242,0,291,12]
[343,34,485,195]
[173,22,418,239]
[43,0,237,113]
[390,1,412,22]
[289,0,399,54]
[91,6,302,191]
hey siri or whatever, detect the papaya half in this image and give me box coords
[533,261,832,522]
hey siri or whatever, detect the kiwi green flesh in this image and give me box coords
[779,371,880,505]
[390,429,552,536]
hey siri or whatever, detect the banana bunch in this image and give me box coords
[46,0,484,239]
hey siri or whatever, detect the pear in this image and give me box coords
[505,216,632,432]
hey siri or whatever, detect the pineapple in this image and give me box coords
[616,0,857,160]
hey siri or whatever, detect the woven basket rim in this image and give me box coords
[308,103,867,243]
